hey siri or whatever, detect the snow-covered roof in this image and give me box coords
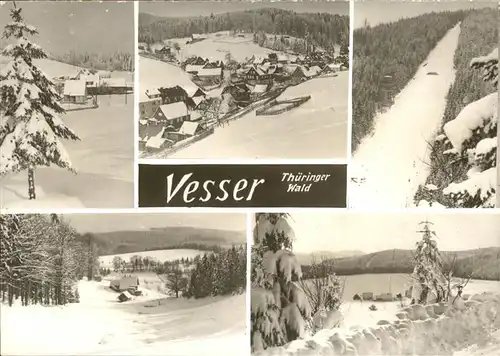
[63,80,86,96]
[197,67,222,77]
[145,87,161,98]
[185,64,205,73]
[182,86,204,97]
[146,136,169,149]
[252,84,268,94]
[192,96,204,107]
[253,56,266,65]
[328,63,342,69]
[178,121,200,136]
[277,54,288,62]
[157,102,189,120]
[189,111,202,121]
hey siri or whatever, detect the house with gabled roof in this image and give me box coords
[153,102,190,127]
[158,85,189,105]
[63,80,87,104]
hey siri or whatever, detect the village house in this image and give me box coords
[110,276,139,292]
[145,87,162,100]
[91,77,131,95]
[178,121,203,136]
[63,80,87,104]
[184,56,207,67]
[251,83,270,98]
[158,86,189,105]
[145,131,174,152]
[155,46,172,59]
[244,66,271,81]
[153,101,190,128]
[221,82,251,103]
[185,64,205,75]
[182,86,206,99]
[139,97,162,119]
[194,67,223,83]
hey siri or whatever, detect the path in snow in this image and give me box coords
[169,72,348,159]
[349,24,461,209]
[0,280,246,356]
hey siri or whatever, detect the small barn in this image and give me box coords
[375,293,394,302]
[362,292,374,301]
[110,276,139,292]
[63,80,87,104]
[117,291,134,303]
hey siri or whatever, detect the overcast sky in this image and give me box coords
[290,212,500,253]
[140,0,349,17]
[66,213,246,234]
[0,1,133,55]
[354,0,497,29]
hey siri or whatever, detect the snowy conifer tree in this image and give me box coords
[0,3,79,200]
[436,48,498,207]
[251,213,311,352]
[412,220,447,304]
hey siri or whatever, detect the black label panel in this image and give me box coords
[138,164,347,207]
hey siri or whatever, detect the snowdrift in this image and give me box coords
[254,292,500,356]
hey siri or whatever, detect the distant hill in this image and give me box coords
[93,227,246,256]
[295,250,365,265]
[139,8,349,52]
[301,247,500,281]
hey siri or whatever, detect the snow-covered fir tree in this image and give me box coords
[251,213,311,352]
[412,220,447,304]
[0,3,79,200]
[421,47,498,208]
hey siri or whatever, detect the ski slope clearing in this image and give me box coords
[0,280,246,356]
[169,72,348,159]
[99,249,209,268]
[350,25,461,208]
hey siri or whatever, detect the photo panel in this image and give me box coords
[137,0,350,160]
[0,212,248,356]
[349,0,498,209]
[251,211,500,355]
[0,1,135,209]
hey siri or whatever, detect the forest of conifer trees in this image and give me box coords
[139,8,349,53]
[352,10,466,151]
[0,214,99,307]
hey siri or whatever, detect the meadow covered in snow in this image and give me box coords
[168,71,348,159]
[0,279,246,356]
[0,59,134,209]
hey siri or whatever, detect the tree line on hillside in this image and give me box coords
[0,214,99,307]
[352,10,466,151]
[414,8,498,208]
[143,242,228,253]
[110,254,200,274]
[301,248,500,281]
[139,9,349,53]
[51,50,134,72]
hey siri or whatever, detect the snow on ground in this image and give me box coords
[169,72,348,159]
[168,31,276,63]
[349,24,461,208]
[139,56,196,102]
[454,330,500,356]
[99,249,209,268]
[1,280,246,356]
[1,94,134,209]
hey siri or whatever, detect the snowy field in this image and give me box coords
[0,280,247,356]
[162,31,277,63]
[1,87,134,209]
[349,25,461,208]
[168,72,348,159]
[335,273,500,328]
[99,249,209,269]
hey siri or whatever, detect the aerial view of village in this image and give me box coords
[138,1,349,159]
[0,212,247,355]
[0,1,134,209]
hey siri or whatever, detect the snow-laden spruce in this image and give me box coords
[251,213,312,352]
[418,47,498,208]
[0,5,79,200]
